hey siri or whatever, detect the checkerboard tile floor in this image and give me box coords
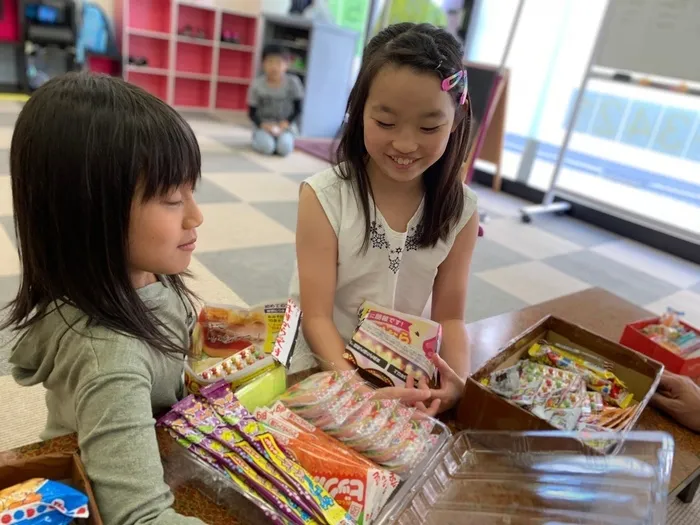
[1,105,699,366]
[0,105,699,517]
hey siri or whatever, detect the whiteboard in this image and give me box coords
[596,0,700,83]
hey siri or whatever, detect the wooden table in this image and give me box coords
[3,287,699,523]
[465,287,700,501]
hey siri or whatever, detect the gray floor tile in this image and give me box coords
[0,216,15,247]
[284,173,313,184]
[0,149,9,174]
[531,214,620,247]
[692,281,700,294]
[201,153,270,173]
[195,177,240,205]
[545,250,680,306]
[196,244,296,306]
[465,274,529,323]
[0,113,17,127]
[209,135,251,149]
[0,275,18,308]
[471,237,529,273]
[252,201,299,232]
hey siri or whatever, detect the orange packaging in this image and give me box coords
[255,402,399,524]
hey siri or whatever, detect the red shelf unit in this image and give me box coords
[116,0,260,111]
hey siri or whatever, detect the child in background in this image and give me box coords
[248,44,304,157]
[4,73,206,525]
[290,23,479,414]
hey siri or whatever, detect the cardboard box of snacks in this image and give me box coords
[0,453,103,525]
[456,316,664,446]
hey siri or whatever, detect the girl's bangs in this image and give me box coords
[138,109,202,200]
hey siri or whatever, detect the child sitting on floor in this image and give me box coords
[248,44,304,157]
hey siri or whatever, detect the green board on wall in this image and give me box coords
[327,0,369,57]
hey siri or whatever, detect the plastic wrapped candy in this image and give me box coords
[278,371,358,421]
[0,479,89,524]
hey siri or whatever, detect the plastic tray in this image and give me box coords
[162,417,453,524]
[374,430,674,525]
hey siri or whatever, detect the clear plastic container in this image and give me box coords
[162,417,453,524]
[374,430,674,525]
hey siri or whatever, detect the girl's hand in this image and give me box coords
[370,377,432,406]
[416,354,466,417]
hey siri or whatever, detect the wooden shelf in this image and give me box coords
[270,39,308,51]
[219,42,255,52]
[126,65,169,76]
[119,0,260,112]
[218,76,251,85]
[127,28,170,40]
[176,71,211,81]
[176,36,214,47]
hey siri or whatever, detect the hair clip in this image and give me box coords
[441,70,468,106]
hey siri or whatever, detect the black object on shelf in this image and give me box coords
[19,1,80,91]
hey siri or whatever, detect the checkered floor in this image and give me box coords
[0,102,699,519]
[1,103,700,360]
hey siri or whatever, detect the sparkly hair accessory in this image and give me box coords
[441,70,469,106]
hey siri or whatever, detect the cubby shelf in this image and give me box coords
[116,0,260,110]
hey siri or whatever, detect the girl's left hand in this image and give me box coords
[415,354,467,417]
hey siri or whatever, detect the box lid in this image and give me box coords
[374,430,674,525]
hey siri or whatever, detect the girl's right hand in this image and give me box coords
[371,375,434,407]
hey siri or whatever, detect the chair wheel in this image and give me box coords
[521,213,532,224]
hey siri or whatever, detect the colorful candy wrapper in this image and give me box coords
[163,428,291,525]
[487,364,521,397]
[528,343,633,408]
[530,406,582,431]
[587,392,605,413]
[159,412,305,525]
[255,404,395,524]
[279,371,357,421]
[545,376,586,410]
[173,395,319,523]
[0,479,89,525]
[311,383,368,430]
[201,382,354,525]
[329,399,398,451]
[263,402,401,523]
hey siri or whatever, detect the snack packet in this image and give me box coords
[0,479,89,525]
[329,399,398,451]
[173,396,319,522]
[278,371,357,421]
[192,302,288,359]
[159,412,310,525]
[343,302,441,388]
[201,382,354,525]
[256,404,395,524]
[528,343,633,408]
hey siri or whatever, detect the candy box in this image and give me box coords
[457,316,663,450]
[343,302,441,389]
[0,453,103,525]
[620,317,700,377]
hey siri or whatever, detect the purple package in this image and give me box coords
[173,396,318,522]
[158,412,305,525]
[200,382,354,525]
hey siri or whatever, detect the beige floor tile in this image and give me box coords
[0,128,12,150]
[205,172,300,202]
[186,256,248,308]
[196,134,238,153]
[0,226,19,277]
[189,120,251,139]
[195,202,295,253]
[0,176,11,216]
[483,218,583,259]
[592,239,700,289]
[477,260,591,305]
[0,376,47,451]
[645,290,700,328]
[241,149,332,174]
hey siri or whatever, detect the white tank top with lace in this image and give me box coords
[288,166,478,373]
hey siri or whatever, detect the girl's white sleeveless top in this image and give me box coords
[288,166,478,373]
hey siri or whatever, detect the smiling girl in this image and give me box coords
[290,23,478,414]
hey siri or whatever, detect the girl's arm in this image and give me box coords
[76,362,204,525]
[296,184,354,371]
[429,212,480,412]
